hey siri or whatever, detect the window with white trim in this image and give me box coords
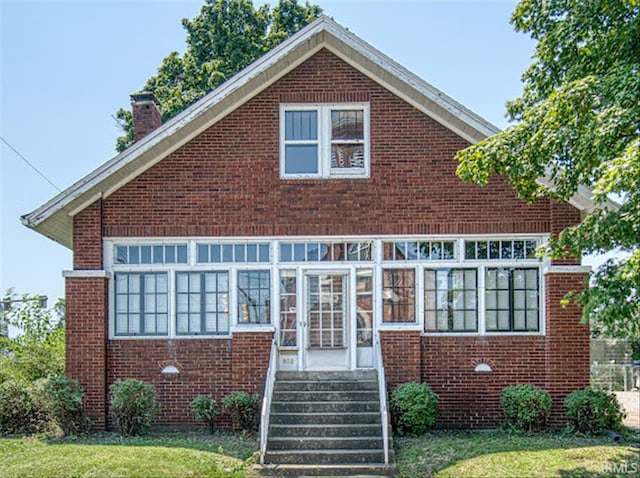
[176,272,229,335]
[280,104,369,178]
[485,267,540,332]
[424,269,477,332]
[237,270,271,324]
[382,268,416,323]
[115,272,168,336]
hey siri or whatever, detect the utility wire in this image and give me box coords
[0,135,61,192]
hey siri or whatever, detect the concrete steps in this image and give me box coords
[258,370,394,477]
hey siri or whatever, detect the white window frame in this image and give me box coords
[279,103,370,179]
[104,235,547,340]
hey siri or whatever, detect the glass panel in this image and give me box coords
[141,246,152,264]
[526,269,538,288]
[116,246,127,264]
[513,241,525,259]
[234,244,245,262]
[331,110,363,139]
[165,246,176,263]
[285,145,318,174]
[247,244,257,262]
[285,110,317,141]
[197,244,209,263]
[153,245,164,264]
[526,309,539,330]
[489,241,500,259]
[331,144,365,169]
[129,246,139,264]
[259,243,270,262]
[210,244,221,263]
[177,274,189,293]
[501,241,513,259]
[237,271,271,324]
[382,269,415,323]
[443,241,455,260]
[294,243,305,261]
[477,242,488,259]
[465,241,476,260]
[280,243,292,262]
[223,244,234,262]
[525,240,538,258]
[157,274,167,292]
[177,245,187,263]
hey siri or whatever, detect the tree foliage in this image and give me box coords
[456,0,640,341]
[0,290,65,384]
[114,0,321,151]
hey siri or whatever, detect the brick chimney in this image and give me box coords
[130,92,162,142]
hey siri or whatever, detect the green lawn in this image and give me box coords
[395,430,640,478]
[0,432,258,478]
[1,430,638,478]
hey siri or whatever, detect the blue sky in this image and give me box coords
[1,0,535,305]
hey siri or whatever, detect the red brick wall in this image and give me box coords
[66,276,108,428]
[421,336,547,429]
[544,272,590,424]
[380,330,421,391]
[102,50,557,238]
[73,200,102,269]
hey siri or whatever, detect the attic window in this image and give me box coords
[280,104,369,179]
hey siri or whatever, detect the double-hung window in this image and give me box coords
[424,269,478,332]
[281,104,369,178]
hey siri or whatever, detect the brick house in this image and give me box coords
[23,16,592,435]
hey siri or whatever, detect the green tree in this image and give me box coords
[456,0,640,342]
[0,291,65,384]
[114,0,321,151]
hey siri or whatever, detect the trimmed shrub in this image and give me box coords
[109,379,159,436]
[0,380,42,435]
[500,384,552,433]
[390,382,438,436]
[564,387,626,434]
[36,376,89,436]
[222,391,260,434]
[190,395,219,433]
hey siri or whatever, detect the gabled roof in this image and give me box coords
[21,15,603,249]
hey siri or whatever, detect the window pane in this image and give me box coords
[129,246,139,264]
[465,242,476,260]
[223,244,233,262]
[247,244,257,262]
[331,144,365,169]
[165,246,176,263]
[210,244,221,263]
[141,246,152,264]
[197,244,209,263]
[116,246,127,264]
[177,245,188,263]
[285,145,318,174]
[259,244,270,262]
[285,111,317,140]
[331,110,364,139]
[237,271,271,324]
[280,243,292,262]
[382,269,415,323]
[152,245,164,263]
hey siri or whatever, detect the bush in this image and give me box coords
[109,379,159,436]
[222,391,260,434]
[190,395,219,433]
[390,382,438,436]
[500,384,552,433]
[36,376,89,436]
[564,387,626,434]
[0,380,43,435]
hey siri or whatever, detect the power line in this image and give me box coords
[0,135,62,192]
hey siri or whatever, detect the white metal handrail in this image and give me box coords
[375,332,390,465]
[259,338,278,465]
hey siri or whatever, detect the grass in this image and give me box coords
[1,429,638,477]
[0,431,259,478]
[395,430,640,478]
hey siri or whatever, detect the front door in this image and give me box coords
[302,272,350,370]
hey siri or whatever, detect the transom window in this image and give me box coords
[280,241,372,262]
[197,243,270,263]
[115,244,187,265]
[280,104,369,178]
[465,240,538,260]
[383,241,455,261]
